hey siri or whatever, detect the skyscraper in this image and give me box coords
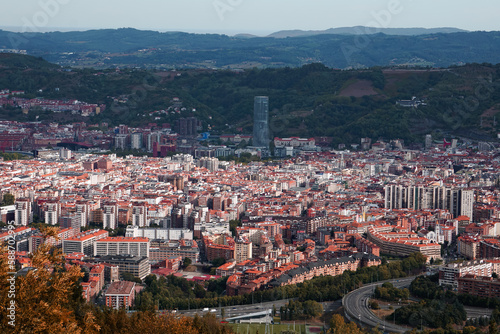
[253,96,269,149]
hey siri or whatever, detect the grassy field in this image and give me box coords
[228,323,324,334]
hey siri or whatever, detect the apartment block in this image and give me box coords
[96,255,150,280]
[63,230,109,256]
[94,237,150,258]
[105,281,136,310]
[439,259,492,289]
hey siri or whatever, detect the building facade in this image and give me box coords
[253,96,269,149]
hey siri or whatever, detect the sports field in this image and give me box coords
[228,323,323,334]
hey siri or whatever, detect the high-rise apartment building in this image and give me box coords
[44,203,59,225]
[253,96,269,149]
[384,185,474,220]
[102,205,118,230]
[114,134,128,150]
[130,133,143,150]
[14,198,31,226]
[176,117,199,136]
[132,205,148,227]
[75,203,88,227]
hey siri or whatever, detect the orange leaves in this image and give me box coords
[0,228,233,334]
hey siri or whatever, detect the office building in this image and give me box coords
[253,96,269,149]
[176,117,199,136]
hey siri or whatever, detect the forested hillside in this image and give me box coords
[1,54,500,145]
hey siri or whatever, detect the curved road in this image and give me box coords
[343,277,415,333]
[343,277,495,333]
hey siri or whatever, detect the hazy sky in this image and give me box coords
[1,0,499,35]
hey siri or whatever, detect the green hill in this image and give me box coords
[0,54,499,145]
[0,53,59,69]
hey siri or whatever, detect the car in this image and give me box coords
[202,308,209,312]
[210,309,216,313]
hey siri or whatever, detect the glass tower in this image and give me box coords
[253,96,269,149]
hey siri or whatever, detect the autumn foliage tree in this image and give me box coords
[328,314,366,334]
[0,226,100,333]
[1,226,233,333]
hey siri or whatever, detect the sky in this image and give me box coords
[1,0,499,36]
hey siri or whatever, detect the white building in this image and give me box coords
[131,133,143,150]
[62,229,109,256]
[44,203,59,225]
[439,259,492,290]
[14,199,31,226]
[102,205,118,230]
[75,203,88,227]
[274,137,315,148]
[114,134,128,150]
[197,157,219,172]
[125,225,193,240]
[461,189,474,221]
[132,205,148,227]
[94,237,150,258]
[59,148,72,160]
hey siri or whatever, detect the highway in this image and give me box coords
[176,298,342,319]
[343,277,495,333]
[464,306,493,320]
[177,299,291,318]
[343,277,415,333]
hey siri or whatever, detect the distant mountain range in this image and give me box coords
[266,26,468,38]
[0,27,499,69]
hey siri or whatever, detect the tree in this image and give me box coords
[1,193,15,206]
[194,284,206,298]
[302,300,323,318]
[489,320,498,334]
[0,226,100,333]
[370,300,380,310]
[329,314,364,334]
[183,257,192,269]
[144,274,157,287]
[121,272,142,284]
[211,258,226,268]
[229,220,242,237]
